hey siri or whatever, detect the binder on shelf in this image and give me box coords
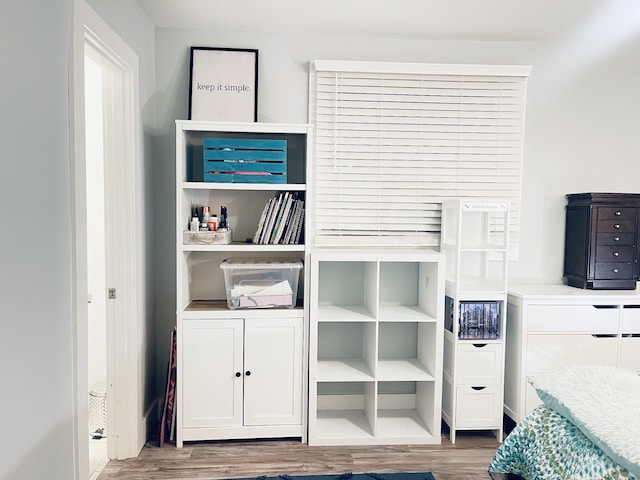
[252,191,305,245]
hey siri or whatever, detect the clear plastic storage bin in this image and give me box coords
[220,258,303,309]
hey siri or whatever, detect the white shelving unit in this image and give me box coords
[308,248,445,446]
[440,199,510,443]
[175,120,312,447]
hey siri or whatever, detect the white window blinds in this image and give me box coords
[308,60,531,255]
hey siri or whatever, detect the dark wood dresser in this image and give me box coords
[564,192,640,289]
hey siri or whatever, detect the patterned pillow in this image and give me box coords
[529,365,640,479]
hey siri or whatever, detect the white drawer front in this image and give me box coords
[455,343,503,385]
[622,306,640,332]
[455,385,502,427]
[621,336,640,373]
[526,333,618,373]
[527,305,619,332]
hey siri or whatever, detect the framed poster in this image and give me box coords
[188,47,258,121]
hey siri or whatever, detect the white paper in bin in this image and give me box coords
[231,280,294,308]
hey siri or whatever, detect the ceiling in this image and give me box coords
[136,0,618,42]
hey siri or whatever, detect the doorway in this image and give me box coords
[84,46,109,477]
[71,2,146,478]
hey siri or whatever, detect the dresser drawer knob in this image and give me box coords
[614,223,621,229]
[614,236,620,241]
[615,211,622,216]
[612,268,619,273]
[613,251,620,257]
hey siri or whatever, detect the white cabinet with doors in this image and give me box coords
[440,199,510,443]
[308,248,445,446]
[180,315,303,443]
[175,120,311,447]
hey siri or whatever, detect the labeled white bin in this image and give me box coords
[220,258,302,309]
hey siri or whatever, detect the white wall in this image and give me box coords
[0,1,76,478]
[0,1,155,477]
[148,25,640,387]
[85,53,107,391]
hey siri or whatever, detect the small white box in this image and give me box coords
[220,258,303,309]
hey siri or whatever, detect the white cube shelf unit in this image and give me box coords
[440,199,510,443]
[308,248,445,446]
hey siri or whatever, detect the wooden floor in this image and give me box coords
[97,426,504,480]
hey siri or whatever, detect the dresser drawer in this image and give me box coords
[597,207,637,221]
[455,342,503,385]
[622,305,640,331]
[596,232,635,245]
[594,262,634,279]
[596,219,636,233]
[527,304,619,332]
[595,245,635,262]
[526,333,618,373]
[455,385,502,428]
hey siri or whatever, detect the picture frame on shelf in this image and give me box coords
[188,46,258,122]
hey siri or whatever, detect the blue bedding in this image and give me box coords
[488,405,638,480]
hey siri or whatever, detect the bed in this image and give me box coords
[488,365,640,480]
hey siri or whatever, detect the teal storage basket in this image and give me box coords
[203,138,287,183]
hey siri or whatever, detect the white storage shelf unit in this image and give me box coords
[308,249,445,446]
[176,120,312,313]
[175,121,312,447]
[440,199,509,443]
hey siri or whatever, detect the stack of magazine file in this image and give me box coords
[253,191,305,245]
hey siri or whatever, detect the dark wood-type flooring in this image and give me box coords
[97,424,509,480]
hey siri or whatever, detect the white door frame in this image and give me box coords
[70,1,145,477]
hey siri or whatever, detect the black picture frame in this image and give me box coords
[188,47,258,121]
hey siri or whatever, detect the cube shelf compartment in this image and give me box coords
[309,248,444,445]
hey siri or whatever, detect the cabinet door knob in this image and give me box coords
[614,223,621,229]
[235,372,241,377]
[245,371,251,376]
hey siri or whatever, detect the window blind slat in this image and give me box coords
[309,60,531,253]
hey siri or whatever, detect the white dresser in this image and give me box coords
[505,284,640,422]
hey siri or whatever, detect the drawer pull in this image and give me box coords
[591,334,617,338]
[614,223,621,229]
[612,268,619,273]
[472,343,488,348]
[613,251,620,257]
[623,305,640,309]
[593,305,617,309]
[622,333,640,338]
[615,211,622,216]
[471,386,487,391]
[614,236,621,241]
